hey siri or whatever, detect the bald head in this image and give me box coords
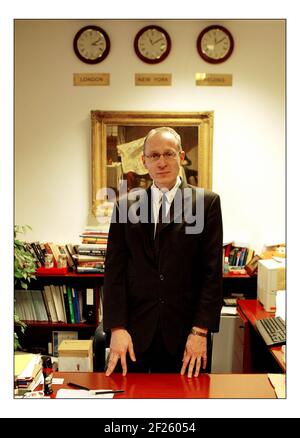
[143,127,182,154]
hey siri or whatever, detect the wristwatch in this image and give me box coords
[190,328,207,337]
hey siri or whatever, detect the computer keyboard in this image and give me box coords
[255,316,286,347]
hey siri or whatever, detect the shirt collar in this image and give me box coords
[151,176,181,205]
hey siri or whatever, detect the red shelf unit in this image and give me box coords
[16,271,104,354]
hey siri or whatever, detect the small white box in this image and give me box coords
[257,259,286,312]
[58,340,93,372]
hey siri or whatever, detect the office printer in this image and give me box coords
[257,258,286,312]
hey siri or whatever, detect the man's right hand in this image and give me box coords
[105,328,136,376]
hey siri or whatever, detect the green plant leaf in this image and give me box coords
[14,225,36,349]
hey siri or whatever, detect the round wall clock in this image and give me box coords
[73,25,110,64]
[197,25,234,64]
[134,25,171,64]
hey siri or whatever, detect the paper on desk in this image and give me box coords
[14,353,35,377]
[53,378,64,384]
[221,306,237,315]
[52,377,65,385]
[268,373,286,398]
[16,353,40,378]
[56,389,114,399]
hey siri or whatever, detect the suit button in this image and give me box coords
[159,297,165,304]
[159,274,164,281]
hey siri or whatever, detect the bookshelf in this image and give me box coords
[15,272,104,355]
[16,271,257,355]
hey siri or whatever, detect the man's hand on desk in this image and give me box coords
[105,328,136,377]
[180,327,207,378]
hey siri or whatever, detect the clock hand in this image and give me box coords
[152,37,163,45]
[92,39,101,46]
[215,37,226,45]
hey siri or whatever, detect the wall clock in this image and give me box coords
[134,25,171,64]
[73,25,110,64]
[197,25,234,64]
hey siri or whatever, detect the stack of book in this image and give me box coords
[14,353,43,395]
[73,228,108,274]
[15,284,98,325]
[223,241,256,274]
[24,241,78,271]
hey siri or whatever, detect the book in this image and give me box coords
[66,243,79,255]
[15,289,34,321]
[80,231,109,236]
[47,242,62,266]
[50,284,66,323]
[245,248,255,265]
[61,285,71,323]
[245,255,261,276]
[72,254,106,262]
[77,250,107,256]
[78,243,107,256]
[43,285,58,322]
[79,243,107,250]
[30,289,48,321]
[237,248,247,266]
[76,266,105,274]
[83,288,96,324]
[31,242,44,266]
[77,262,105,268]
[58,285,67,322]
[38,289,49,321]
[72,288,81,323]
[240,248,248,266]
[61,244,76,270]
[14,353,42,390]
[41,287,52,322]
[14,352,36,379]
[76,289,86,322]
[66,285,75,324]
[14,292,24,320]
[226,243,253,267]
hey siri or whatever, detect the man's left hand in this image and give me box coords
[180,334,207,378]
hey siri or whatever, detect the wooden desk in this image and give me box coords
[51,372,276,398]
[238,299,286,372]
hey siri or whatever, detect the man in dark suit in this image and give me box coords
[103,127,223,378]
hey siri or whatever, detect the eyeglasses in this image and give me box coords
[144,151,179,162]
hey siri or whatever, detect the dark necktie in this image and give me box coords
[155,193,167,239]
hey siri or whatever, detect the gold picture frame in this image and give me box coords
[91,110,214,216]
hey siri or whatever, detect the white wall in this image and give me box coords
[15,19,285,252]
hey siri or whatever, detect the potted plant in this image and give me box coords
[14,225,37,350]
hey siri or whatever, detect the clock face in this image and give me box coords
[134,25,171,64]
[73,26,110,64]
[197,25,234,64]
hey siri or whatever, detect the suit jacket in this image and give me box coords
[103,181,223,356]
